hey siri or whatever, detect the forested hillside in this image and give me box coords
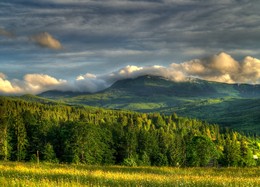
[39,75,260,133]
[0,97,259,167]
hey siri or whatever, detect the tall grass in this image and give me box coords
[0,162,259,186]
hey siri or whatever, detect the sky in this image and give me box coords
[0,0,260,95]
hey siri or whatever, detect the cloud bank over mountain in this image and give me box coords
[172,53,260,84]
[0,53,259,95]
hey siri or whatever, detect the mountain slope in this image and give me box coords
[103,75,260,98]
[39,90,88,99]
[38,75,260,133]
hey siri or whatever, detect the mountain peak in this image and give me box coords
[106,74,222,98]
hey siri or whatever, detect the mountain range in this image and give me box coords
[36,75,260,134]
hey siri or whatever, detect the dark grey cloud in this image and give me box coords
[0,0,260,81]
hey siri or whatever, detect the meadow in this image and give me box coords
[0,162,260,187]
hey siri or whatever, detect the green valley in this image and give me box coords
[38,75,260,134]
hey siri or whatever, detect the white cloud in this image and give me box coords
[239,56,260,83]
[209,52,239,74]
[0,73,66,95]
[170,52,260,84]
[118,65,143,75]
[24,74,67,90]
[103,52,260,85]
[30,32,62,49]
[0,73,23,94]
[76,73,96,81]
[0,53,259,95]
[74,73,106,93]
[72,79,107,93]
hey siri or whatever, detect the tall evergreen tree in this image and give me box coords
[13,116,28,161]
[0,108,9,160]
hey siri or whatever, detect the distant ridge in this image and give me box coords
[37,75,260,133]
[106,75,221,97]
[38,75,260,98]
[19,94,59,104]
[103,75,260,98]
[38,90,89,99]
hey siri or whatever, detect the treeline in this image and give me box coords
[0,97,259,167]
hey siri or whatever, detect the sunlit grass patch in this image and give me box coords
[0,162,259,186]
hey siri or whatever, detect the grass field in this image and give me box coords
[0,162,260,186]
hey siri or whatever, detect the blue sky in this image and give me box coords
[0,0,260,94]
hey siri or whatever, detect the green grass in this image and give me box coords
[0,162,260,186]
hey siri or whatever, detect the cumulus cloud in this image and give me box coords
[24,74,67,91]
[171,52,260,84]
[239,56,260,83]
[51,53,260,92]
[0,74,23,94]
[0,73,67,95]
[30,32,62,49]
[0,53,259,95]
